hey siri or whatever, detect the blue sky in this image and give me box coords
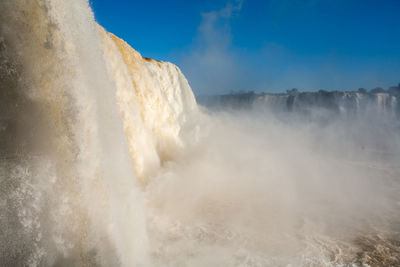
[91,0,400,95]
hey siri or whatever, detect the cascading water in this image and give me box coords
[1,0,400,266]
[0,0,149,265]
[98,27,197,182]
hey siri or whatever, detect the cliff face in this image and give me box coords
[98,26,198,182]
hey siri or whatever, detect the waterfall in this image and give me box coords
[0,0,163,265]
[0,0,199,265]
[1,0,400,266]
[98,27,197,182]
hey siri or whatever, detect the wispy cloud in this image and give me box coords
[179,0,399,95]
[179,0,248,95]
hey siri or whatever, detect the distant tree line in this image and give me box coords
[223,83,400,97]
[285,83,400,96]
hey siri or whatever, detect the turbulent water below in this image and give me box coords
[1,0,400,266]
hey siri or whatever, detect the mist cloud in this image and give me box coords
[179,0,252,95]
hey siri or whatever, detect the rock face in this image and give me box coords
[98,26,198,182]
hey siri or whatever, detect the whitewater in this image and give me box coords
[0,0,399,266]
